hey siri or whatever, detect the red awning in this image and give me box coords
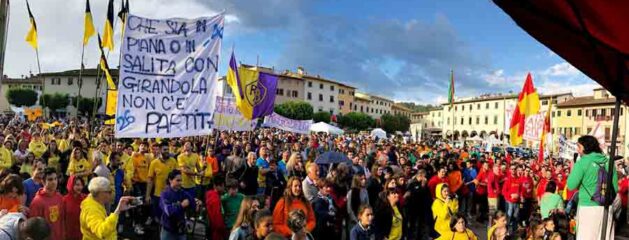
[494,0,629,103]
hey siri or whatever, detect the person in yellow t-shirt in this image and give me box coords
[0,140,13,172]
[42,140,61,172]
[114,141,134,192]
[177,141,199,197]
[131,141,152,229]
[67,147,92,183]
[145,142,177,221]
[28,132,47,159]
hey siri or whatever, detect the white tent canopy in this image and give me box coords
[309,122,344,135]
[371,128,387,139]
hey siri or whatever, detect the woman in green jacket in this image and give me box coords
[566,135,618,239]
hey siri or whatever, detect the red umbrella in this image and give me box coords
[494,1,629,238]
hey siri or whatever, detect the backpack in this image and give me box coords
[590,162,616,206]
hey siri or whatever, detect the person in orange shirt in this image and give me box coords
[204,148,219,177]
[272,177,316,237]
[0,174,25,213]
[447,162,463,195]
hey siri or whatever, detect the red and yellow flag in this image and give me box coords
[538,97,552,163]
[509,73,540,146]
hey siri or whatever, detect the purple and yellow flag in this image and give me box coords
[226,51,278,120]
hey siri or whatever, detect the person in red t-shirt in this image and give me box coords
[486,164,502,223]
[502,165,522,235]
[536,168,553,201]
[428,167,448,199]
[474,161,490,221]
[519,167,535,226]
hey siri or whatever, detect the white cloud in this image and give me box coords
[541,62,580,77]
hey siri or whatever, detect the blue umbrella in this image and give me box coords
[315,151,351,165]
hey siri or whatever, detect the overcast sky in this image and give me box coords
[3,0,602,104]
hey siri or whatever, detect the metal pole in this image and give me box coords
[76,45,86,117]
[601,97,621,240]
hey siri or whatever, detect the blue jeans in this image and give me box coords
[160,228,186,240]
[506,201,520,234]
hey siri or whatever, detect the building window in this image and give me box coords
[605,127,611,140]
[276,88,284,96]
[577,109,582,116]
[460,118,464,125]
[329,96,334,103]
[360,106,363,112]
[349,102,352,109]
[476,117,480,125]
[447,118,450,125]
[575,127,581,135]
[542,100,548,105]
[319,83,323,89]
[330,85,334,91]
[318,108,323,112]
[330,109,334,114]
[307,92,312,100]
[455,106,457,111]
[494,115,498,124]
[469,117,472,125]
[319,94,323,101]
[470,104,472,111]
[485,116,488,124]
[586,109,589,117]
[477,104,480,109]
[557,110,561,117]
[495,102,499,109]
[567,110,571,116]
[462,106,465,111]
[371,108,374,113]
[68,77,74,85]
[485,103,489,109]
[601,109,606,116]
[292,91,298,98]
[308,81,312,87]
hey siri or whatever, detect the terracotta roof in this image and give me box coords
[557,96,616,107]
[392,103,412,112]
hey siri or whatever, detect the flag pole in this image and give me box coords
[76,45,86,117]
[34,48,46,108]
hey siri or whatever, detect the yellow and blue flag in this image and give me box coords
[226,51,278,120]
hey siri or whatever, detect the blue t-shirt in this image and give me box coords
[22,178,42,207]
[463,168,478,193]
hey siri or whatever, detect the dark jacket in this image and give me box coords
[373,197,397,240]
[312,193,337,239]
[236,163,259,196]
[160,186,196,235]
[406,178,432,221]
[366,177,382,208]
[265,169,286,210]
[350,222,375,240]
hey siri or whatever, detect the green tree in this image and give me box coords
[274,101,313,120]
[73,97,102,117]
[381,113,411,133]
[338,112,374,131]
[6,88,38,107]
[313,111,331,123]
[40,93,70,114]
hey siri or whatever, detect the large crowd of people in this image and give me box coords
[0,115,626,240]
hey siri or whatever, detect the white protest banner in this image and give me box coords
[263,112,312,134]
[213,96,256,132]
[504,102,547,141]
[559,135,578,159]
[115,13,224,138]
